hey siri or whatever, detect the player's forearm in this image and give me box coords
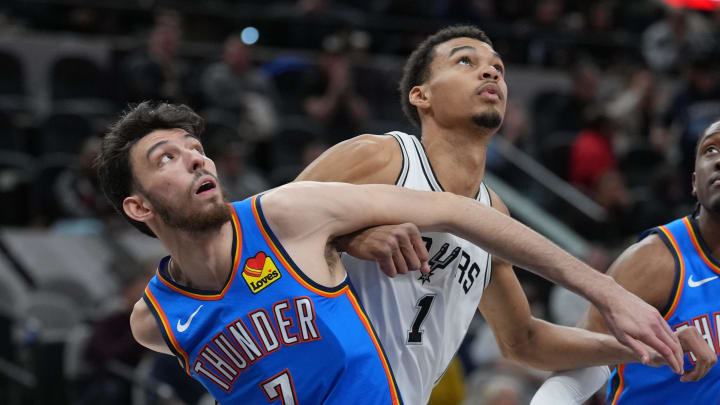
[504,318,636,371]
[431,193,619,309]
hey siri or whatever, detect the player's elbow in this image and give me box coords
[497,321,546,368]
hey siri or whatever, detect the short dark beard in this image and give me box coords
[143,187,231,233]
[471,111,502,129]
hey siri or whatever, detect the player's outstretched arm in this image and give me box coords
[262,181,683,373]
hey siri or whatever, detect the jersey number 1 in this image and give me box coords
[407,294,436,344]
[260,370,298,405]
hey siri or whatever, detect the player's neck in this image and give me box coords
[696,208,720,260]
[161,220,235,291]
[420,124,492,198]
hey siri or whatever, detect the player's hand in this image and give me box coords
[677,327,717,382]
[599,282,684,375]
[335,223,430,277]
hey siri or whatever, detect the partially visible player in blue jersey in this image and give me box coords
[95,102,685,404]
[532,120,720,405]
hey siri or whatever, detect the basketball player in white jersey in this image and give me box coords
[297,25,686,404]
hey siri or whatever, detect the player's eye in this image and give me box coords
[706,146,719,154]
[457,56,472,66]
[193,146,205,155]
[160,153,173,165]
[494,64,504,74]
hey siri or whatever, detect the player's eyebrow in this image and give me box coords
[146,140,168,160]
[449,45,475,57]
[146,133,197,160]
[448,45,502,61]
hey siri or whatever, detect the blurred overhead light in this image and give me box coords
[241,27,259,45]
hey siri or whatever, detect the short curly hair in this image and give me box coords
[399,25,493,128]
[95,101,205,237]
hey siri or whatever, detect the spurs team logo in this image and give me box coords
[243,252,281,293]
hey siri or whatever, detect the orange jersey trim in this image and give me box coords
[250,195,346,299]
[345,290,401,405]
[658,225,685,320]
[610,364,626,405]
[144,286,191,373]
[683,217,720,275]
[156,205,243,300]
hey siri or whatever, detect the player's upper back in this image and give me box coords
[142,196,402,404]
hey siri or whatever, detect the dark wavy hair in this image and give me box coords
[95,101,205,237]
[399,25,493,128]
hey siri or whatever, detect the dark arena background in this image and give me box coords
[0,0,718,404]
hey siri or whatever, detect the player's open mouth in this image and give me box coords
[195,179,217,195]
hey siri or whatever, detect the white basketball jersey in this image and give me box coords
[342,131,492,405]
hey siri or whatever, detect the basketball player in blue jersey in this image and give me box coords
[95,101,684,404]
[532,120,720,404]
[296,25,692,404]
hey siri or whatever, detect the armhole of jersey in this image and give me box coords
[387,132,409,186]
[142,290,191,374]
[484,183,493,206]
[345,281,404,405]
[251,195,348,296]
[607,364,626,405]
[645,228,683,319]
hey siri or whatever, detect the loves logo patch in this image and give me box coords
[242,251,281,294]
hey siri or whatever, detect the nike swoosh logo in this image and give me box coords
[177,305,203,333]
[688,275,718,288]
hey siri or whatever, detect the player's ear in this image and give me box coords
[691,172,697,197]
[123,194,154,223]
[409,85,431,111]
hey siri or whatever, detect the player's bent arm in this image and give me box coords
[295,134,401,184]
[480,257,639,370]
[130,298,173,355]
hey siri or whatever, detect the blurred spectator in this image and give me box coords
[207,134,269,202]
[53,136,113,223]
[201,34,279,141]
[75,267,150,405]
[604,66,662,152]
[534,59,599,139]
[568,114,631,210]
[642,7,715,73]
[302,32,371,143]
[463,373,528,405]
[122,11,188,103]
[661,55,720,187]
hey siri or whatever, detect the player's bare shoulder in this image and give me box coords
[606,233,677,311]
[129,298,172,355]
[485,186,509,216]
[297,134,402,184]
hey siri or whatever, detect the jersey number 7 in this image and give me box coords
[260,370,298,405]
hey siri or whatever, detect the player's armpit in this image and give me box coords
[295,134,402,185]
[130,298,173,355]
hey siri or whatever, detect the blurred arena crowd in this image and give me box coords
[0,0,719,404]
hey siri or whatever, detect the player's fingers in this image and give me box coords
[653,320,684,374]
[377,248,397,278]
[620,334,651,365]
[397,224,422,270]
[408,227,430,274]
[658,319,684,372]
[392,245,409,274]
[681,364,704,382]
[642,331,681,374]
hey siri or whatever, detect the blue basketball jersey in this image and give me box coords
[607,216,720,404]
[143,195,403,404]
